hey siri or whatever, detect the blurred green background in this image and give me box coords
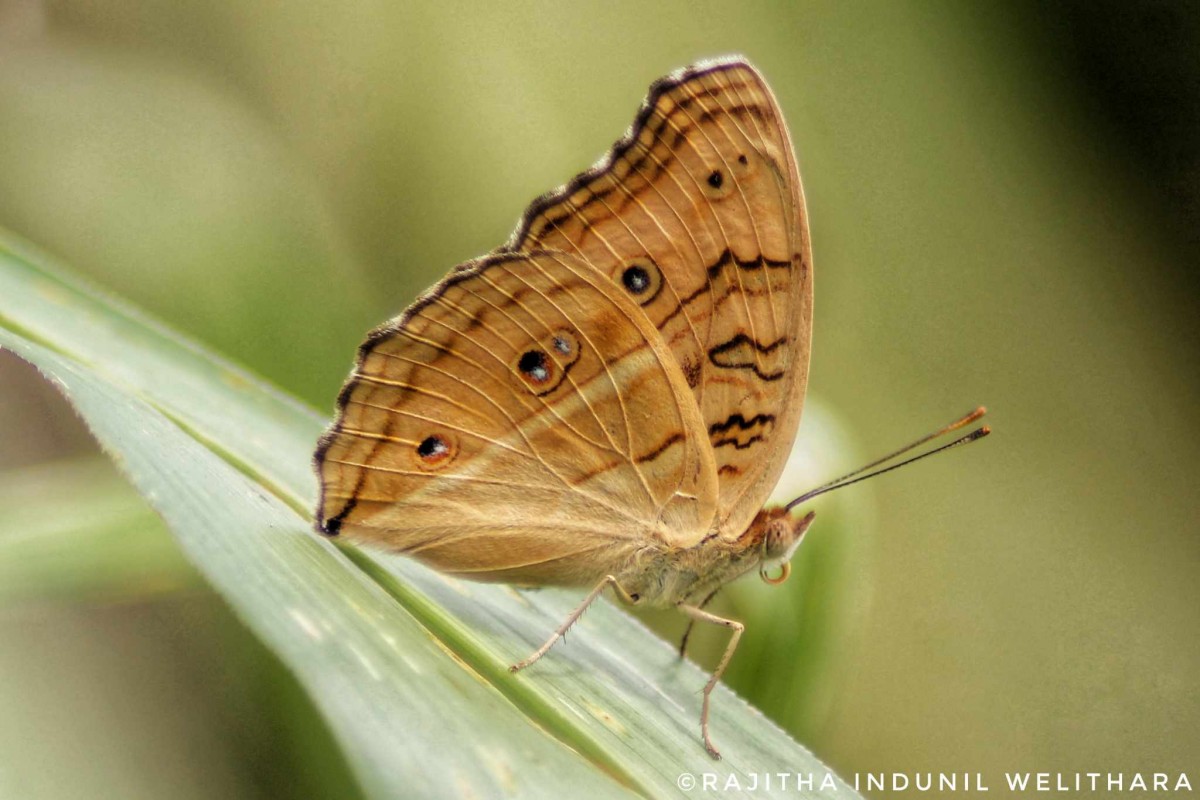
[1,1,1197,797]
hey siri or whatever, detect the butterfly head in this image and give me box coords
[745,506,816,587]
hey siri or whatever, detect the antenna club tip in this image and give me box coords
[975,425,992,438]
[967,406,987,422]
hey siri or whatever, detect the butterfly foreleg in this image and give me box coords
[677,603,745,760]
[509,574,635,673]
[677,588,721,660]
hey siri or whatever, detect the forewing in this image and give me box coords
[315,251,718,586]
[502,57,813,538]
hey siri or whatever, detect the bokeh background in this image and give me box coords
[1,2,1197,797]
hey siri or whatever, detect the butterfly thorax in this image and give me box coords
[621,506,815,608]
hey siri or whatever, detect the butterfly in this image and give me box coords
[313,56,987,758]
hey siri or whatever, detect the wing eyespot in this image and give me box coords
[732,151,757,179]
[510,327,581,396]
[518,349,551,384]
[414,433,458,471]
[550,329,581,365]
[622,265,650,293]
[703,167,734,200]
[618,260,664,306]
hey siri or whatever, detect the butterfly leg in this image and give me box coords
[677,588,721,659]
[677,603,744,760]
[510,574,633,673]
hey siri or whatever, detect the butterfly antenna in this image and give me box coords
[785,407,990,510]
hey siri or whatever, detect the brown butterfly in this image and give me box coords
[313,56,988,758]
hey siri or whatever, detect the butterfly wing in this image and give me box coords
[315,250,718,586]
[501,57,812,540]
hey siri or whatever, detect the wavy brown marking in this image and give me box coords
[636,431,687,464]
[704,248,791,279]
[709,412,776,450]
[708,333,789,381]
[499,57,812,538]
[708,412,776,435]
[714,434,764,450]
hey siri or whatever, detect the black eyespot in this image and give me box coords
[512,334,575,395]
[518,349,550,383]
[414,433,457,470]
[737,154,748,165]
[618,260,663,306]
[707,170,723,189]
[622,265,651,295]
[417,435,449,461]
